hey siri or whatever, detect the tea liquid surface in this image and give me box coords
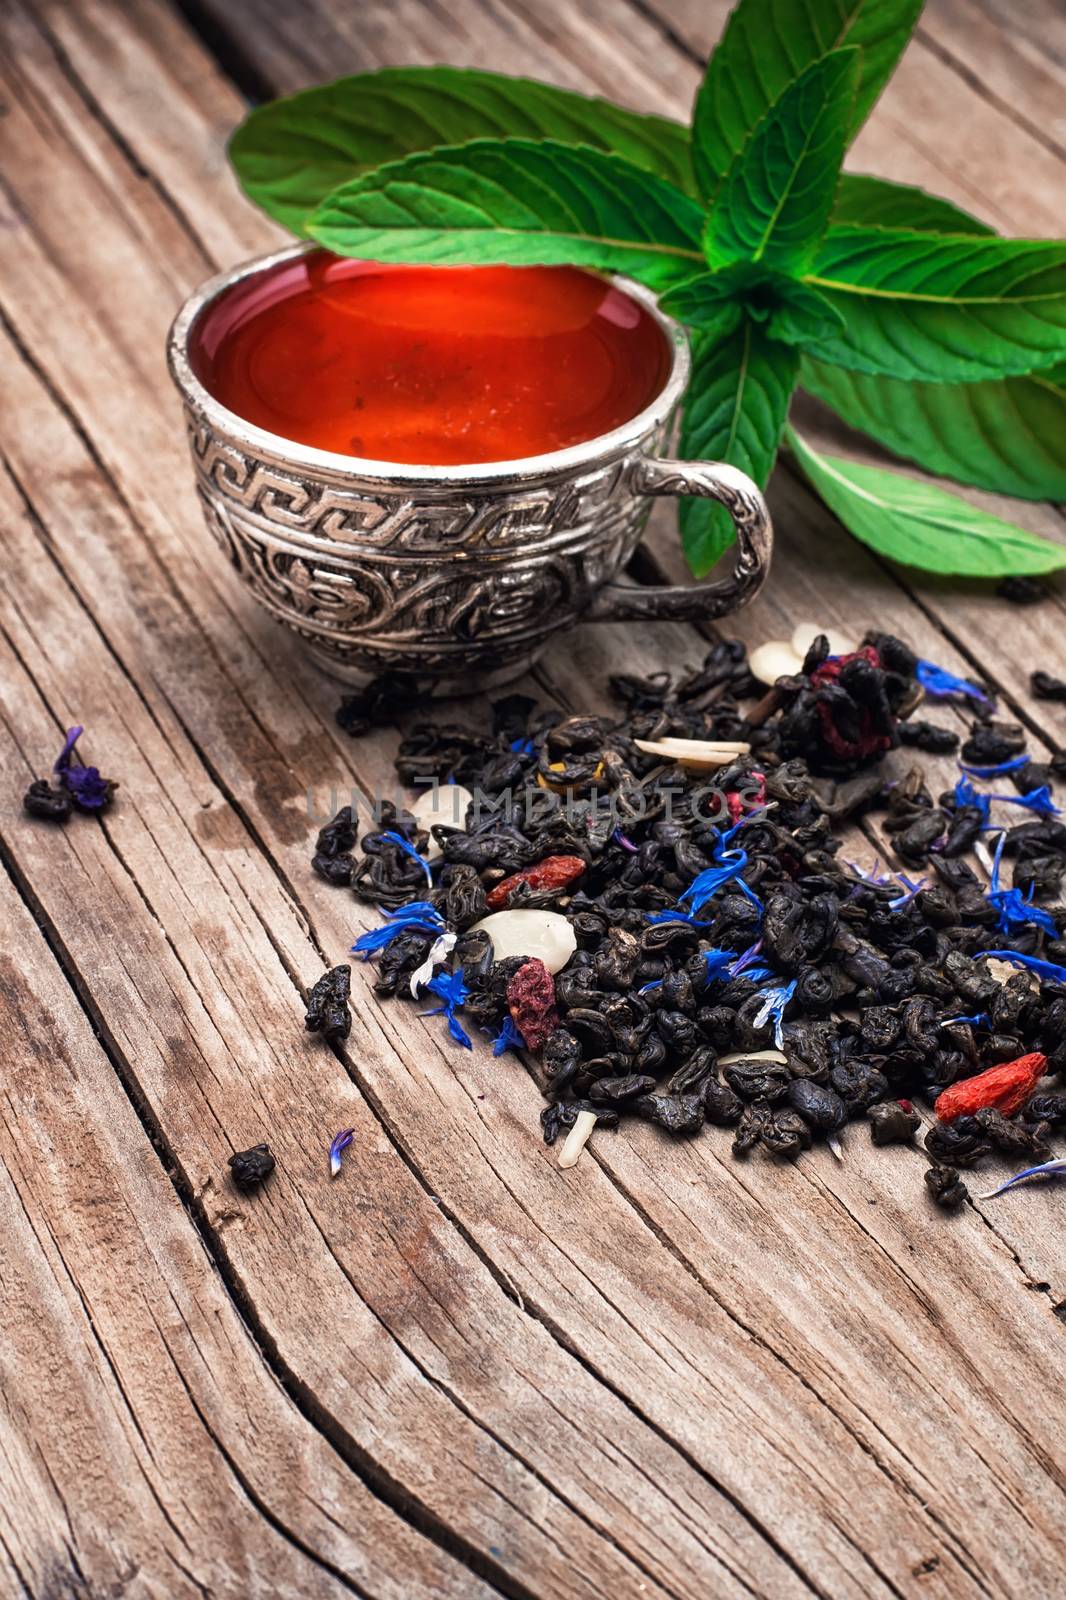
[191,255,671,466]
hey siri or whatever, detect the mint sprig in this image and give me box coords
[229,0,1066,581]
[786,425,1066,576]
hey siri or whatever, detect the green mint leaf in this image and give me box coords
[766,280,846,345]
[805,227,1066,381]
[662,264,843,347]
[832,174,994,235]
[307,139,705,291]
[230,66,696,234]
[693,0,922,202]
[679,323,799,576]
[703,50,859,277]
[801,357,1066,502]
[785,424,1066,575]
[659,275,744,340]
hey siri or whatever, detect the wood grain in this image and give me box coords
[0,855,492,1600]
[1,0,1066,1596]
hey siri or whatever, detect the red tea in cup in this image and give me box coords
[189,253,671,466]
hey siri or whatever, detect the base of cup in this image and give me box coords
[306,642,544,696]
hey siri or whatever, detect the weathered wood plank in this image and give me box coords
[916,0,1066,165]
[0,865,494,1600]
[2,1,1066,1597]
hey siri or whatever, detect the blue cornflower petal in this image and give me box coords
[989,785,1061,818]
[959,754,1029,777]
[847,858,891,887]
[752,980,797,1049]
[490,1015,526,1055]
[916,659,990,703]
[381,829,433,884]
[888,872,929,910]
[680,847,756,915]
[426,969,469,1009]
[423,969,473,1049]
[986,833,1058,936]
[980,950,1066,985]
[981,1158,1066,1199]
[995,892,1057,936]
[652,819,767,926]
[700,947,737,983]
[329,1128,354,1178]
[734,878,764,913]
[352,900,444,956]
[509,737,536,755]
[940,1012,989,1029]
[612,828,639,853]
[953,776,991,820]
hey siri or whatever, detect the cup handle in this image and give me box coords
[586,456,772,624]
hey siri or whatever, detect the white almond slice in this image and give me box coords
[716,1049,789,1067]
[633,736,751,771]
[410,782,473,831]
[469,909,577,974]
[790,622,858,661]
[654,736,750,753]
[748,639,805,686]
[558,1109,597,1169]
[410,783,473,861]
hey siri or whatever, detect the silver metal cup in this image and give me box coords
[167,244,772,691]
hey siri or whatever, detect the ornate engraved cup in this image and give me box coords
[168,245,772,691]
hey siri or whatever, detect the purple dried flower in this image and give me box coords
[54,726,84,772]
[728,939,763,977]
[329,1128,354,1178]
[53,725,116,811]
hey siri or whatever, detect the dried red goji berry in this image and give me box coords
[810,647,894,761]
[486,853,585,911]
[726,770,766,825]
[506,959,558,1051]
[934,1053,1046,1122]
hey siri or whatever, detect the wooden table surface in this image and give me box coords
[2,1,1065,1595]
